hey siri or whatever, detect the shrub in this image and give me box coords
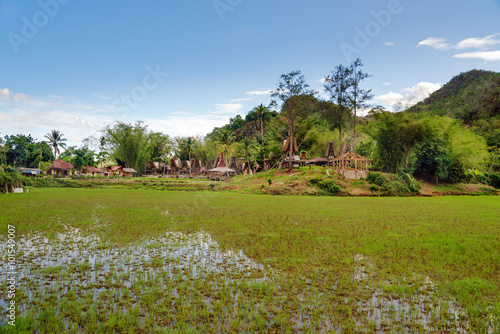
[309,177,340,195]
[366,172,389,189]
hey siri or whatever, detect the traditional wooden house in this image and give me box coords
[190,159,202,174]
[204,161,213,176]
[170,157,181,175]
[325,141,337,160]
[282,136,299,168]
[121,168,137,177]
[228,157,239,174]
[48,159,73,176]
[181,160,191,174]
[299,151,309,166]
[107,166,122,177]
[208,153,235,180]
[83,166,104,177]
[331,152,372,179]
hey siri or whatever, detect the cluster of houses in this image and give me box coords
[15,139,373,181]
[17,159,137,178]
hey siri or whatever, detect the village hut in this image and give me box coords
[83,166,104,177]
[325,141,337,160]
[181,160,191,174]
[190,159,202,174]
[48,159,73,176]
[299,151,309,167]
[331,152,372,179]
[107,166,122,177]
[228,157,239,174]
[282,136,299,169]
[214,155,221,168]
[17,167,41,177]
[204,161,213,175]
[307,157,329,166]
[170,157,181,175]
[282,136,299,154]
[208,153,235,180]
[121,168,137,177]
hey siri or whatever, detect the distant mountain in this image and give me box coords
[408,70,500,123]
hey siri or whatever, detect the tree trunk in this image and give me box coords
[288,121,294,172]
[246,149,253,175]
[261,114,265,164]
[339,125,342,143]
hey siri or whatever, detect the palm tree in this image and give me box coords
[180,136,195,175]
[45,130,67,159]
[252,104,268,143]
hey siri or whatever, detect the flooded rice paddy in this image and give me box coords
[2,222,494,333]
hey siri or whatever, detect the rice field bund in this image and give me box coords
[1,188,499,333]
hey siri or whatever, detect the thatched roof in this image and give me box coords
[209,167,235,173]
[282,136,298,153]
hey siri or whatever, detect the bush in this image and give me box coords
[477,172,500,189]
[366,172,389,189]
[309,177,340,195]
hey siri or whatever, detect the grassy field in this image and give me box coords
[1,188,499,333]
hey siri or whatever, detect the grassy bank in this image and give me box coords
[1,189,499,332]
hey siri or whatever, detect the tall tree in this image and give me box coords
[348,58,373,149]
[45,130,67,159]
[323,64,353,143]
[271,70,315,171]
[178,136,195,175]
[103,121,149,173]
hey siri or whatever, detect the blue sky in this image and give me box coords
[1,0,500,147]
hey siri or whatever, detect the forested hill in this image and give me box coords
[408,69,500,123]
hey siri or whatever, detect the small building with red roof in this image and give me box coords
[48,159,74,176]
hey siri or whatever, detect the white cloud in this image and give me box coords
[317,78,328,83]
[214,103,243,114]
[417,37,450,50]
[0,88,13,100]
[383,82,391,86]
[13,93,31,101]
[376,81,442,110]
[453,50,500,62]
[456,33,500,49]
[384,42,395,46]
[144,113,232,138]
[375,91,405,106]
[245,90,272,96]
[229,97,252,102]
[403,82,442,102]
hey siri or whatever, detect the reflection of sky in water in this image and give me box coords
[0,225,267,313]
